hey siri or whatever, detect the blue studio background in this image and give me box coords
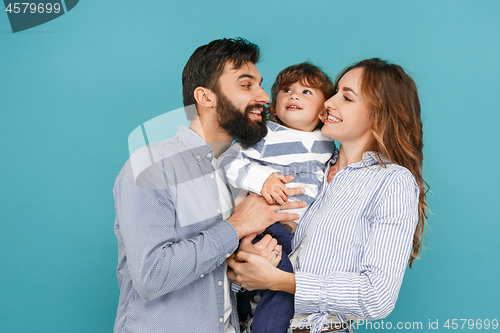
[1,1,499,332]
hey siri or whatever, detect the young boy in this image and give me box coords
[223,62,336,333]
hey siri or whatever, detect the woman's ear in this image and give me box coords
[194,87,216,108]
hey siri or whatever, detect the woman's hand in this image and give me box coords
[239,233,282,267]
[226,251,295,293]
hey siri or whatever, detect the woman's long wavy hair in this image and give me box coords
[334,58,428,268]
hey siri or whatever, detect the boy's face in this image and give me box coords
[274,81,326,132]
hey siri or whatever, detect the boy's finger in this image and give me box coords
[272,193,286,205]
[281,174,295,184]
[263,193,274,205]
[279,191,288,203]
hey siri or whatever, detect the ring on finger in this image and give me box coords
[273,249,280,256]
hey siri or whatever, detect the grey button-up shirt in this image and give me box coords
[113,126,240,332]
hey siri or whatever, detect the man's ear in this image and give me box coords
[194,87,216,108]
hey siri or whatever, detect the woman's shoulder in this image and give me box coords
[379,163,419,196]
[364,152,416,183]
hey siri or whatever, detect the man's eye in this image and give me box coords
[242,84,250,88]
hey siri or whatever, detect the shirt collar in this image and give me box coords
[175,125,214,162]
[328,151,392,169]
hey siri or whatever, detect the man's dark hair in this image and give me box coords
[182,38,260,107]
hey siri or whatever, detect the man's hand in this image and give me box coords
[261,173,294,205]
[239,233,281,267]
[227,191,305,239]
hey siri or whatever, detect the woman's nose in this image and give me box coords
[324,95,336,109]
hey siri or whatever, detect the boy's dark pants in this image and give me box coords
[237,222,294,333]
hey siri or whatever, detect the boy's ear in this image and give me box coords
[194,87,216,108]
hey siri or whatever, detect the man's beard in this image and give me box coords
[215,90,268,149]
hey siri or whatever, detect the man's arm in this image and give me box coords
[115,156,304,301]
[115,160,239,302]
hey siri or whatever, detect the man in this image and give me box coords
[113,38,305,332]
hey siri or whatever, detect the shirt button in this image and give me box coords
[220,317,224,323]
[218,280,223,286]
[210,174,215,180]
[196,155,201,160]
[207,153,212,158]
[217,209,221,214]
[200,274,204,278]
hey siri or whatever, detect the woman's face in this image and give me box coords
[320,67,374,148]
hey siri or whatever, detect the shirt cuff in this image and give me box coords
[295,271,360,315]
[205,220,239,265]
[242,164,276,195]
[295,272,325,314]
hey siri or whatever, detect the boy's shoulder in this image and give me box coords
[266,120,289,132]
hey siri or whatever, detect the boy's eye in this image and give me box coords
[303,89,312,95]
[282,88,291,93]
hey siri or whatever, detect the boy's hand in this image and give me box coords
[261,173,294,205]
[227,192,305,239]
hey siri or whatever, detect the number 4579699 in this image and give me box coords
[5,3,61,14]
[444,319,498,330]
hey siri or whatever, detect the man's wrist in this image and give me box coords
[227,217,245,239]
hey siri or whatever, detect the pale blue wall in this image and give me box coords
[1,0,499,331]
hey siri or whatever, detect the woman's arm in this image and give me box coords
[227,171,420,321]
[294,172,419,320]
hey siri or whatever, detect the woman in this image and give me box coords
[227,58,428,333]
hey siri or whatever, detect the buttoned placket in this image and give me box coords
[196,148,230,330]
[204,151,225,218]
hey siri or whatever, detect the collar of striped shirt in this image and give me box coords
[328,150,393,169]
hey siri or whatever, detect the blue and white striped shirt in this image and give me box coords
[291,151,419,330]
[113,126,240,333]
[223,121,335,220]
